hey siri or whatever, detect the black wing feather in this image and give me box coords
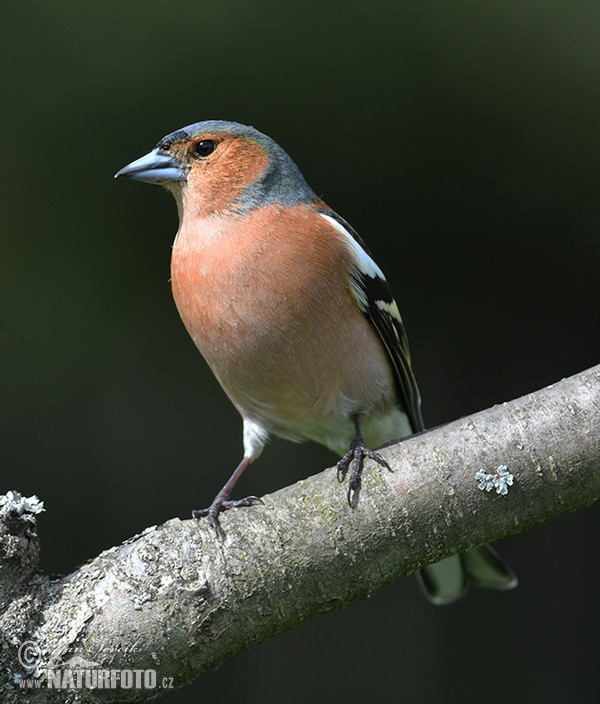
[320,210,425,433]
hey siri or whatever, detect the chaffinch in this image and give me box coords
[116,120,517,603]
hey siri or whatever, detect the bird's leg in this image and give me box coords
[336,414,392,508]
[192,456,263,538]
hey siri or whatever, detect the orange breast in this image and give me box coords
[170,203,396,439]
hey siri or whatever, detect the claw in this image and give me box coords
[191,456,262,537]
[192,495,263,538]
[337,457,351,483]
[336,415,392,507]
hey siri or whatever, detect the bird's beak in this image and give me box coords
[114,148,186,184]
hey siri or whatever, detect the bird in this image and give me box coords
[115,120,517,603]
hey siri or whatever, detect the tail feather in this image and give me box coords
[461,544,518,591]
[417,545,518,605]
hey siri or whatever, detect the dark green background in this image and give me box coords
[2,2,598,702]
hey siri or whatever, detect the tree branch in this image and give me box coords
[1,365,599,702]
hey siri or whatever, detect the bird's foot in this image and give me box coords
[192,494,263,538]
[336,438,391,508]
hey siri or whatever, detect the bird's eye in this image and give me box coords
[194,139,217,158]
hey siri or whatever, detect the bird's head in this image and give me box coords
[115,120,316,217]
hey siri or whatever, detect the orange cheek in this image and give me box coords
[183,138,271,217]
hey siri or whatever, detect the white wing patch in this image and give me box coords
[376,298,402,324]
[319,212,386,281]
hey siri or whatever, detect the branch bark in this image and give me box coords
[1,366,599,702]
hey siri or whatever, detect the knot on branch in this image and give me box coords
[0,491,44,611]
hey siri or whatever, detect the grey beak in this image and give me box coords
[115,148,186,184]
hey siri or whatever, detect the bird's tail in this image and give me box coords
[416,544,518,605]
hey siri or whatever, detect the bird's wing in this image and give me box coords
[319,210,424,433]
